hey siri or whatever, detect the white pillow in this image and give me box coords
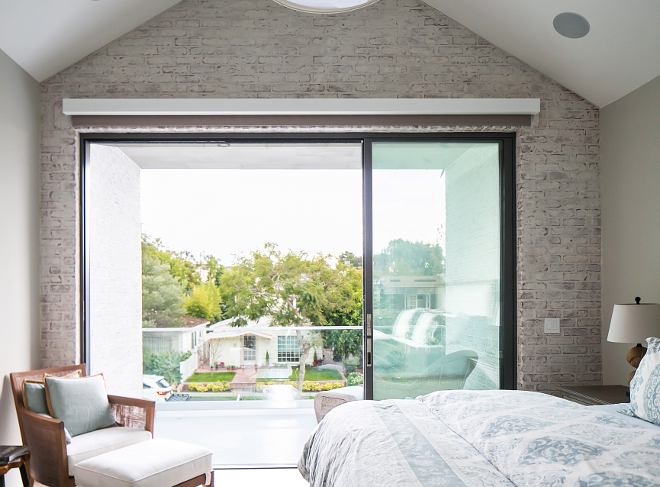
[629,337,660,424]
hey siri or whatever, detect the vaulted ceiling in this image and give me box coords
[0,0,658,107]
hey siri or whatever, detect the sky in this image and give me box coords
[140,168,446,266]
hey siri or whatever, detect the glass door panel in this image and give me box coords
[371,141,501,400]
[243,334,257,365]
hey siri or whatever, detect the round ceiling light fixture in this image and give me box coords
[272,0,380,14]
[553,12,590,39]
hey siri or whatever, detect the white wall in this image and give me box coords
[89,145,142,397]
[601,74,660,385]
[0,48,41,487]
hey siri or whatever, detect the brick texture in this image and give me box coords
[39,0,601,392]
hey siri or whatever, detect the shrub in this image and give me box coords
[347,372,363,386]
[143,349,192,384]
[344,358,358,374]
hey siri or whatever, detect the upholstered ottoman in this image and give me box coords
[74,438,213,487]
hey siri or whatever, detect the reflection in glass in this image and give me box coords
[372,142,501,399]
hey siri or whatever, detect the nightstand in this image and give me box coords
[0,450,30,487]
[557,385,629,406]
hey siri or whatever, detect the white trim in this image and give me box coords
[62,98,540,116]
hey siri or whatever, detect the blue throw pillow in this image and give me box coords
[45,374,116,437]
[22,380,73,444]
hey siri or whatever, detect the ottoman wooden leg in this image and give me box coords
[173,472,214,487]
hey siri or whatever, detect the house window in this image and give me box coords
[278,336,301,363]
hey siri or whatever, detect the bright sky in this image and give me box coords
[140,168,446,266]
[141,169,363,265]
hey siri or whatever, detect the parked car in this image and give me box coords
[142,375,173,402]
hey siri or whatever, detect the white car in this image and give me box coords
[142,375,173,402]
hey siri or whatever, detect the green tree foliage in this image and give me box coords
[185,282,223,323]
[203,254,224,288]
[324,256,363,367]
[373,239,445,277]
[142,235,201,292]
[339,251,362,268]
[143,348,191,384]
[218,244,362,390]
[142,249,185,328]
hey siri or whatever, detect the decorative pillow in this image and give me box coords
[22,380,51,415]
[629,337,660,424]
[44,374,116,437]
[21,370,81,444]
[43,370,81,380]
[37,413,73,444]
[22,370,81,414]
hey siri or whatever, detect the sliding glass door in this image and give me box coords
[365,139,515,400]
[82,133,515,466]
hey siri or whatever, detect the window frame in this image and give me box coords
[80,132,516,395]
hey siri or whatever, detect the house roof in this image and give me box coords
[181,316,211,328]
[0,1,658,106]
[147,316,209,331]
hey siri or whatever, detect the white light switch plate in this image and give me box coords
[544,318,560,334]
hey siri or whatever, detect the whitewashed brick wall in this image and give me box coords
[88,145,142,397]
[39,0,601,392]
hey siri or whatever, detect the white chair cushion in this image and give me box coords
[67,427,152,476]
[74,438,213,487]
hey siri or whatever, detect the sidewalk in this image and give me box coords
[230,366,257,391]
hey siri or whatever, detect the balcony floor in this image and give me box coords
[153,400,317,468]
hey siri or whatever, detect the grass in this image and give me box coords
[289,368,342,381]
[186,372,236,382]
[257,367,343,382]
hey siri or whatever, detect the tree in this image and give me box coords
[142,248,185,328]
[185,282,223,323]
[219,244,360,391]
[143,348,191,384]
[203,254,224,288]
[373,239,444,277]
[339,251,362,269]
[142,235,201,292]
[323,259,363,372]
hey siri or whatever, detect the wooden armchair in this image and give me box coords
[10,365,155,487]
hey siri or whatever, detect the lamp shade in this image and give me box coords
[607,302,660,343]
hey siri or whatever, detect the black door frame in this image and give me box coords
[80,132,516,393]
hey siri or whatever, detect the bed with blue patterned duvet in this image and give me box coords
[298,390,660,486]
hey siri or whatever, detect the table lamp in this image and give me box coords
[607,297,660,383]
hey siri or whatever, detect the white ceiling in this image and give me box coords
[112,143,363,170]
[0,0,180,82]
[0,0,659,106]
[425,0,660,107]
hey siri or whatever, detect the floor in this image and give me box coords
[215,468,309,486]
[154,401,317,467]
[33,469,308,487]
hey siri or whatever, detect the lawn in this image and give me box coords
[186,372,236,382]
[289,368,342,381]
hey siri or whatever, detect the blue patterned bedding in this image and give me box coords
[299,390,660,486]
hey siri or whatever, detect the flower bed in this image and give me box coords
[185,381,231,392]
[256,380,346,392]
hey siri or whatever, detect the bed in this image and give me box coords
[298,390,660,486]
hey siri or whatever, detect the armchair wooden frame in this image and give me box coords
[10,365,155,487]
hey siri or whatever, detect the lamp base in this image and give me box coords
[626,344,647,384]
